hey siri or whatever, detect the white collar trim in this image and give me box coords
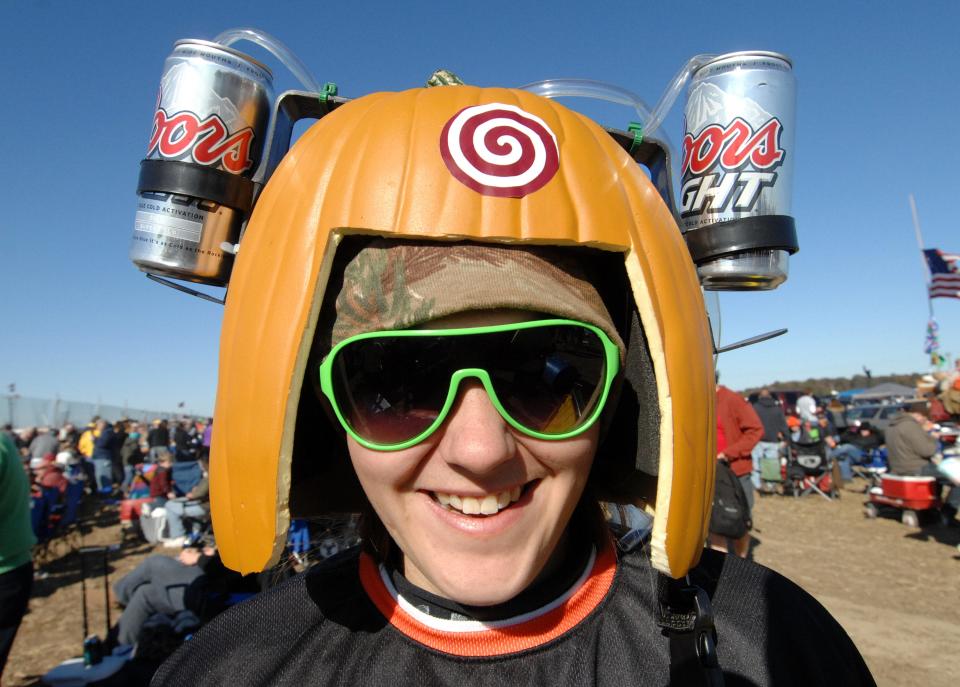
[377,546,597,634]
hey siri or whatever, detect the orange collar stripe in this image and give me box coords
[358,540,617,657]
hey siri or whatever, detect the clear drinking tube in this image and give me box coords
[644,54,715,138]
[214,27,321,94]
[521,54,716,153]
[521,79,655,123]
[520,78,676,160]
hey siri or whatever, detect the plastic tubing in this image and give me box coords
[523,78,682,166]
[520,78,655,123]
[214,27,321,94]
[520,78,676,159]
[644,54,716,138]
[522,54,718,144]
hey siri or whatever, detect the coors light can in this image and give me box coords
[680,51,798,290]
[131,40,274,286]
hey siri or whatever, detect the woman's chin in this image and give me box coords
[432,569,532,607]
[408,552,541,607]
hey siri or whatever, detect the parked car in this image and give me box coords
[844,403,907,435]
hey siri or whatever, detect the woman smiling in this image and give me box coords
[154,83,873,686]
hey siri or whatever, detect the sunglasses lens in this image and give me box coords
[328,324,610,446]
[486,326,608,435]
[330,338,451,445]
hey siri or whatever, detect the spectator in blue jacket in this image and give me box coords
[92,419,115,492]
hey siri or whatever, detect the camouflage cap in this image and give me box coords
[331,240,625,358]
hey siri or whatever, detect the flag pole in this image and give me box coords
[909,194,933,318]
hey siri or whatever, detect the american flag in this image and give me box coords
[924,249,960,299]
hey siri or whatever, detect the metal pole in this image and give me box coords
[909,194,933,318]
[103,548,111,636]
[5,384,15,426]
[80,551,89,641]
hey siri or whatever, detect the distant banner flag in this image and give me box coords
[924,249,960,299]
[924,318,939,354]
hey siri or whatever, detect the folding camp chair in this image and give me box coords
[786,437,836,501]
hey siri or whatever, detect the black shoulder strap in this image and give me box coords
[655,573,724,687]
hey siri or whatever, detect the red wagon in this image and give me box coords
[864,474,941,528]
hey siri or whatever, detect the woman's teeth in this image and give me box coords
[434,486,522,515]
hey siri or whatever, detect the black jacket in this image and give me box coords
[752,396,790,443]
[153,543,874,686]
[840,427,882,452]
[147,426,169,448]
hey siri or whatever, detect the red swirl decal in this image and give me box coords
[440,103,559,198]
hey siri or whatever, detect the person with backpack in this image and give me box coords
[710,383,764,558]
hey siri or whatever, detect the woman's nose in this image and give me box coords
[436,382,517,475]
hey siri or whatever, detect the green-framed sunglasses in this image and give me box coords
[318,318,621,451]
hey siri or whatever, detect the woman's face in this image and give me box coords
[346,310,600,606]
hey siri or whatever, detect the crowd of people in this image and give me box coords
[709,384,960,561]
[4,385,957,683]
[0,416,217,682]
[2,418,215,544]
[0,410,372,685]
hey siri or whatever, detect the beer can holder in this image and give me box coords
[141,89,679,304]
[683,215,799,268]
[137,44,797,304]
[677,51,799,292]
[603,123,798,298]
[605,127,675,213]
[137,89,349,304]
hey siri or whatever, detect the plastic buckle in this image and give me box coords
[627,121,644,155]
[687,585,720,669]
[656,580,721,666]
[319,82,339,104]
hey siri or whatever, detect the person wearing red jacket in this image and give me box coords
[119,451,173,527]
[35,456,67,494]
[712,383,764,558]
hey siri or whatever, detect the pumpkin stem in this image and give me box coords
[426,69,465,87]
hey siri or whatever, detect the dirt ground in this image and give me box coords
[4,480,959,686]
[748,484,960,686]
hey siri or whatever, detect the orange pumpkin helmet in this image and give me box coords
[211,85,715,578]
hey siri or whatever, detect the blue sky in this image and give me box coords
[1,0,958,415]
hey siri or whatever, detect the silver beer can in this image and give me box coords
[131,40,273,286]
[680,51,798,290]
